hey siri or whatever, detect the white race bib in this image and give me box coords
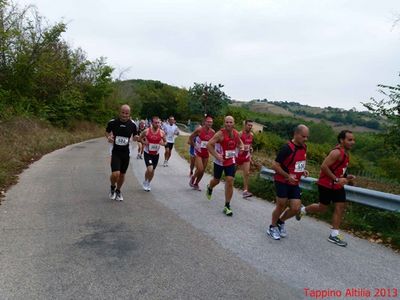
[294,160,306,173]
[115,136,129,146]
[225,150,236,159]
[200,141,208,148]
[149,143,160,152]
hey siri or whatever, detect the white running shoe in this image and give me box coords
[109,189,116,200]
[267,226,281,240]
[115,190,123,201]
[163,160,168,167]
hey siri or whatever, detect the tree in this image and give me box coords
[363,77,400,151]
[188,82,230,117]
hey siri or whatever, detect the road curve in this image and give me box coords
[0,138,399,299]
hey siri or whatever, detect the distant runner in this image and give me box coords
[236,120,254,198]
[162,116,179,167]
[136,120,146,159]
[189,115,215,190]
[140,116,167,191]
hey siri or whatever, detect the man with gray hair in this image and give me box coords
[267,124,309,240]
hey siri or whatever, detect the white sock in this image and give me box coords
[301,206,307,214]
[331,229,339,237]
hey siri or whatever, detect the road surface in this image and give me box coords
[0,138,399,299]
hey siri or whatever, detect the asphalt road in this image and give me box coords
[0,138,399,299]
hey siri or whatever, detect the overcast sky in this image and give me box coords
[17,0,400,110]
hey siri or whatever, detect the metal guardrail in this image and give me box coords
[176,122,190,132]
[260,166,400,212]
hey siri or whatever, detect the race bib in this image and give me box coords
[294,160,306,173]
[200,141,208,148]
[115,136,129,146]
[225,150,236,159]
[149,143,160,152]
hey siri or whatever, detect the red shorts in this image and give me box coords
[236,154,250,165]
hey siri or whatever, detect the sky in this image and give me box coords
[16,0,400,110]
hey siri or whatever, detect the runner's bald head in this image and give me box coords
[119,104,131,122]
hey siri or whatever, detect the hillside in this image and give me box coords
[231,99,383,132]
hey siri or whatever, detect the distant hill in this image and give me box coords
[231,99,383,132]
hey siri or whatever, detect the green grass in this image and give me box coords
[174,135,400,251]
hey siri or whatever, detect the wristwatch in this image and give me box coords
[334,178,339,183]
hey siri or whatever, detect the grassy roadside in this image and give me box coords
[174,136,400,251]
[0,117,104,203]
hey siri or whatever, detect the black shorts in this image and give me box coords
[213,163,236,179]
[111,151,130,173]
[274,181,301,200]
[318,185,346,205]
[144,152,160,169]
[165,142,174,150]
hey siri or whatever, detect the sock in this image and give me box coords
[277,219,285,225]
[115,189,121,193]
[225,202,230,208]
[111,185,116,191]
[331,229,339,237]
[301,206,307,214]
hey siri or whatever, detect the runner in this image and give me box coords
[189,115,215,190]
[267,124,309,240]
[162,116,179,167]
[106,105,138,201]
[140,116,167,191]
[298,130,356,247]
[136,120,146,159]
[206,116,244,216]
[236,120,254,198]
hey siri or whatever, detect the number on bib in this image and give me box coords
[115,136,129,146]
[149,143,160,151]
[200,141,208,148]
[294,160,306,172]
[225,150,236,159]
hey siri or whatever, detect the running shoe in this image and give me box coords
[136,154,140,159]
[163,160,168,167]
[328,234,348,247]
[206,184,212,200]
[267,226,281,240]
[296,204,305,221]
[189,176,195,188]
[242,191,253,198]
[277,223,287,238]
[193,184,201,191]
[142,181,149,191]
[115,190,123,201]
[223,206,233,216]
[109,189,116,200]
